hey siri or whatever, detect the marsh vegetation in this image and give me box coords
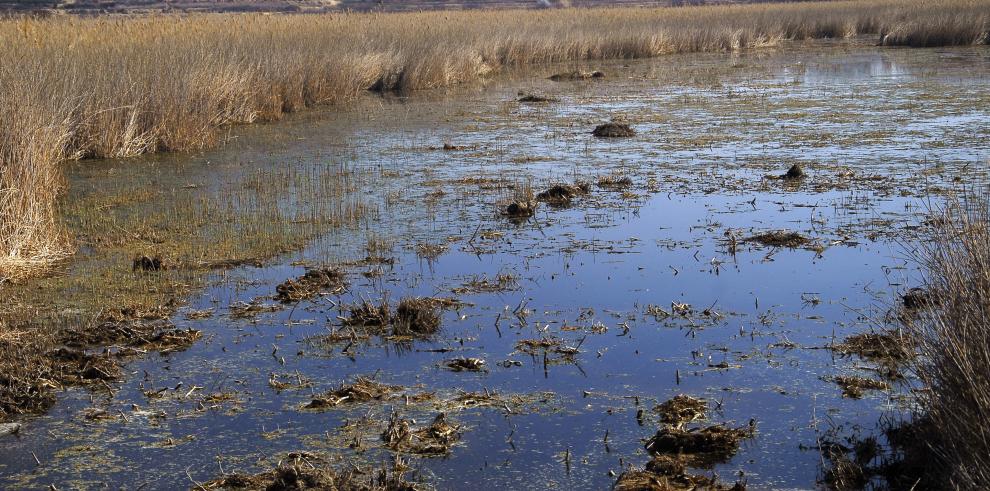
[0,1,989,489]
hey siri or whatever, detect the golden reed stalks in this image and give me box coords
[1,0,987,280]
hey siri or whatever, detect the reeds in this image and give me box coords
[1,0,988,279]
[908,190,990,488]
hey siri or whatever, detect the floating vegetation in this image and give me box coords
[592,122,636,138]
[415,242,448,260]
[597,174,634,190]
[515,337,580,364]
[833,375,891,399]
[656,395,707,426]
[832,331,914,363]
[202,452,423,490]
[646,424,754,466]
[382,412,461,456]
[229,300,283,319]
[615,454,746,491]
[745,230,810,248]
[452,273,518,294]
[535,182,590,206]
[393,297,442,337]
[306,377,404,409]
[128,328,202,354]
[342,296,442,339]
[274,267,347,303]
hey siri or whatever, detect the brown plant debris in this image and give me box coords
[452,273,518,294]
[645,424,753,466]
[230,300,283,319]
[201,451,423,490]
[342,297,441,339]
[615,454,745,491]
[514,337,580,362]
[444,357,486,372]
[503,200,537,218]
[306,377,403,409]
[597,175,634,190]
[535,183,590,206]
[745,230,810,248]
[656,395,707,426]
[415,243,448,260]
[832,331,914,363]
[129,328,202,354]
[593,123,636,138]
[548,70,605,81]
[393,298,441,337]
[382,412,460,456]
[833,375,891,399]
[49,348,121,383]
[275,268,347,303]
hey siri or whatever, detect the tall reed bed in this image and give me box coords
[908,191,990,489]
[1,0,988,280]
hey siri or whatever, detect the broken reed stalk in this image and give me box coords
[906,190,990,488]
[2,0,989,279]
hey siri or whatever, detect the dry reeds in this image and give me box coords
[907,190,990,489]
[1,0,988,278]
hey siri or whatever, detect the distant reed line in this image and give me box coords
[1,0,988,280]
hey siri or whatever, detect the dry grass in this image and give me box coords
[906,191,990,489]
[1,0,988,278]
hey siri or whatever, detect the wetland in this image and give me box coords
[1,38,989,489]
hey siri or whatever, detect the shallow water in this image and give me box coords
[2,40,989,490]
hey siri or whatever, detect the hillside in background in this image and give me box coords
[1,0,809,14]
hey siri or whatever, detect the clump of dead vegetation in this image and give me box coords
[832,331,914,364]
[382,412,461,456]
[832,375,890,399]
[230,299,283,319]
[306,376,404,409]
[597,175,634,190]
[655,395,707,426]
[0,301,202,421]
[615,454,746,491]
[592,122,636,138]
[274,267,347,303]
[646,424,754,467]
[414,243,448,260]
[201,451,424,490]
[744,230,810,248]
[452,273,519,294]
[535,182,590,206]
[342,296,442,339]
